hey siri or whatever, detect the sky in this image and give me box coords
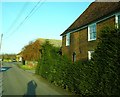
[0,1,94,54]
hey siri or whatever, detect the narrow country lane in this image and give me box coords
[2,62,72,96]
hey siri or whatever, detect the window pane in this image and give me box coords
[66,33,70,46]
[89,24,96,40]
[90,33,93,39]
[93,26,96,32]
[93,32,96,39]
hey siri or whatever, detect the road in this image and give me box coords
[2,62,72,96]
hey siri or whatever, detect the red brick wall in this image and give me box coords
[62,16,115,61]
[62,35,70,57]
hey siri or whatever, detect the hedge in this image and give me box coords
[36,27,120,96]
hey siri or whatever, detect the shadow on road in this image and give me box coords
[23,80,37,97]
[0,67,12,72]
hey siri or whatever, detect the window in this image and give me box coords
[66,33,70,46]
[88,51,94,60]
[115,14,120,28]
[88,23,96,41]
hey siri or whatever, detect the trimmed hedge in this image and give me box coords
[36,27,120,96]
[91,26,120,96]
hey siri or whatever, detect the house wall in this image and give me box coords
[62,32,80,61]
[97,16,115,37]
[62,35,70,58]
[62,16,115,61]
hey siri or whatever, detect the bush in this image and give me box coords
[36,40,81,93]
[36,27,120,96]
[91,26,120,95]
[35,40,99,95]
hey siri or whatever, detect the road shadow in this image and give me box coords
[23,80,37,97]
[0,67,12,72]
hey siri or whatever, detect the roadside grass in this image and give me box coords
[17,64,36,70]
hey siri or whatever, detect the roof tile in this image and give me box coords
[61,2,120,36]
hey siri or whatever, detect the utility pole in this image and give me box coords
[0,33,3,97]
[0,33,3,49]
[0,33,3,69]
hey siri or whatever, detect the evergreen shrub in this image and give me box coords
[36,27,120,96]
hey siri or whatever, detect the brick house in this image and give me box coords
[60,2,120,62]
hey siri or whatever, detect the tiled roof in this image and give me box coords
[60,2,120,36]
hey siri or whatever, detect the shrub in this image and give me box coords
[91,26,120,95]
[36,27,120,96]
[35,40,98,95]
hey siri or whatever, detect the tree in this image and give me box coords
[21,40,41,61]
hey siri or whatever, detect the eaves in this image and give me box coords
[61,10,120,37]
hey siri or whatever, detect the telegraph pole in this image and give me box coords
[0,33,3,69]
[0,34,3,49]
[0,33,3,97]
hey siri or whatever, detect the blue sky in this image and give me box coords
[1,1,93,54]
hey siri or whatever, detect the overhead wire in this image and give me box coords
[3,2,29,40]
[26,0,47,21]
[3,0,46,40]
[4,2,29,35]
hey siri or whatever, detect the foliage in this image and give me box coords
[22,40,41,61]
[75,27,120,96]
[21,38,61,61]
[35,40,93,95]
[17,64,36,70]
[35,40,73,90]
[74,27,120,96]
[91,26,120,95]
[0,54,16,61]
[36,27,120,96]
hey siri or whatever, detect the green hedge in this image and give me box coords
[35,40,79,93]
[91,27,120,95]
[36,27,120,96]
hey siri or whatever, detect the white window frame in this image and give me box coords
[115,14,120,28]
[88,23,97,41]
[88,51,94,60]
[66,33,70,46]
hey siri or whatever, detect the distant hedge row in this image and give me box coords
[35,27,120,96]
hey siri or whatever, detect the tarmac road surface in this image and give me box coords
[2,62,72,96]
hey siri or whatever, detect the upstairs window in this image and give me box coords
[66,33,70,46]
[88,23,96,41]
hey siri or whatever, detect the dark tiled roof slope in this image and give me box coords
[61,2,120,36]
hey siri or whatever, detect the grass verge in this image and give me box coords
[17,64,36,70]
